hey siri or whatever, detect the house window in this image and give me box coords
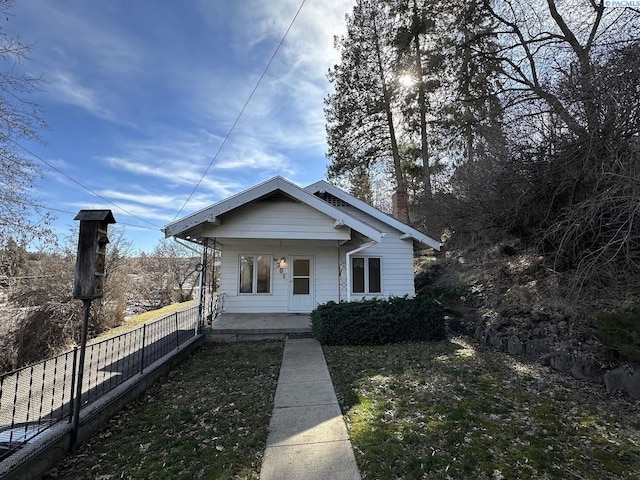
[239,255,271,294]
[352,257,382,294]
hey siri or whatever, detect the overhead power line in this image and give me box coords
[171,0,308,222]
[35,204,162,232]
[6,197,163,232]
[1,133,163,229]
[1,0,308,231]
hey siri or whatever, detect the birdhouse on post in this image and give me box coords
[73,209,116,300]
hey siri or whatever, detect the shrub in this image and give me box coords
[594,305,640,364]
[311,296,446,346]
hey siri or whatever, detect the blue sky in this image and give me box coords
[6,0,353,252]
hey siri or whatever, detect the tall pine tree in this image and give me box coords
[325,0,409,221]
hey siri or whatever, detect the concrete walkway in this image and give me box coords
[260,338,361,480]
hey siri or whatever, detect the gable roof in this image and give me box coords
[304,180,440,250]
[164,176,383,242]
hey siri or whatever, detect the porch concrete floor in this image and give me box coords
[210,313,312,334]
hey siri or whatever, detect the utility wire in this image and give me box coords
[2,0,308,229]
[171,0,308,222]
[10,197,163,232]
[42,207,163,232]
[1,133,163,229]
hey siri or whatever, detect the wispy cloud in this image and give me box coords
[97,189,213,214]
[185,0,353,165]
[9,0,356,251]
[241,0,352,73]
[16,0,143,77]
[100,123,303,200]
[103,155,236,197]
[214,140,291,171]
[10,0,144,123]
[48,70,117,121]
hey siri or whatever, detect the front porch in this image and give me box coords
[206,313,312,343]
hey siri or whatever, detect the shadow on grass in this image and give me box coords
[48,342,284,480]
[324,337,640,480]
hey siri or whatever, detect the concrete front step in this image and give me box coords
[205,331,312,343]
[210,327,311,334]
[205,331,313,343]
[206,312,312,342]
[286,332,314,339]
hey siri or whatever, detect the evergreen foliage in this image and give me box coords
[325,0,410,216]
[0,237,27,278]
[326,0,640,292]
[311,296,446,346]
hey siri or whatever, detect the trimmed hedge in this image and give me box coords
[311,296,446,346]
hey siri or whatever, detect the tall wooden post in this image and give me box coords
[70,210,116,451]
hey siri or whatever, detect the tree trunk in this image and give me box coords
[372,8,409,222]
[413,0,432,198]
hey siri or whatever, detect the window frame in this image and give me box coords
[238,254,272,295]
[351,256,383,295]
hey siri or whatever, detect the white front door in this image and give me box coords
[289,257,314,312]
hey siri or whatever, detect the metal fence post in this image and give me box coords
[140,323,147,374]
[10,369,20,438]
[68,346,78,422]
[175,312,180,348]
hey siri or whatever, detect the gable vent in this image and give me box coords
[259,190,297,202]
[315,191,349,207]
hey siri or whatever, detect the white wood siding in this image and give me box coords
[341,206,416,299]
[214,203,415,313]
[201,200,350,241]
[219,243,340,313]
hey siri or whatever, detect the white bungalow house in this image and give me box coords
[163,176,439,314]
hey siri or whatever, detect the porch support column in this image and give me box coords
[208,238,218,320]
[197,238,208,333]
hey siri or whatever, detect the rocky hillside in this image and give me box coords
[418,239,640,400]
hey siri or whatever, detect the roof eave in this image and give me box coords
[164,176,384,243]
[305,180,440,250]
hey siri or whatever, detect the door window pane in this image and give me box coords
[352,257,365,293]
[293,278,310,295]
[293,259,310,276]
[239,255,254,293]
[292,259,310,295]
[368,258,381,293]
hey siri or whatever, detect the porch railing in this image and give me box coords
[0,305,198,462]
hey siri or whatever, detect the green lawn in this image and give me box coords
[324,337,640,480]
[47,336,640,480]
[48,342,283,480]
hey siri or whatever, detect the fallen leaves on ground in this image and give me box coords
[46,342,283,480]
[324,337,640,480]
